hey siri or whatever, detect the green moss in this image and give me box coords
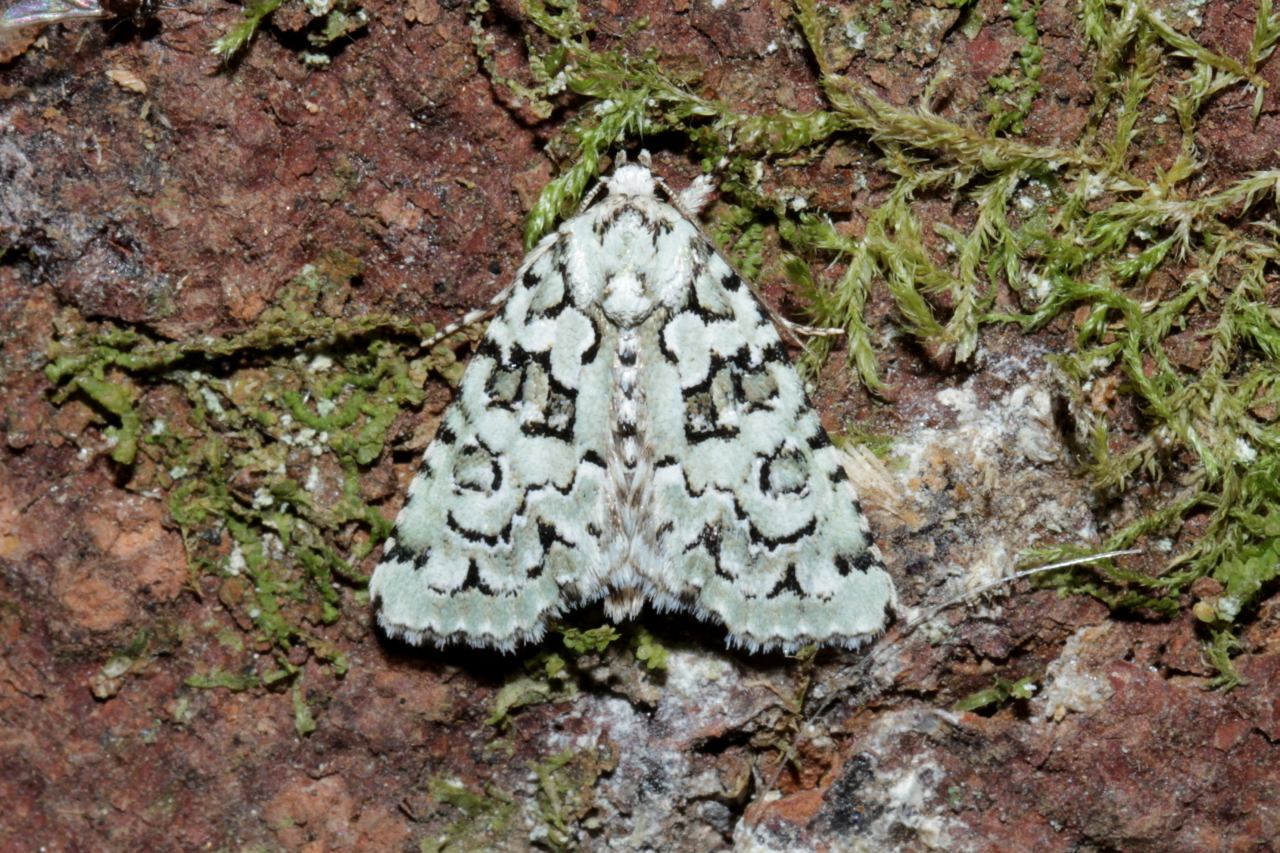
[185,669,259,691]
[952,676,1037,713]
[985,0,1043,135]
[91,628,163,699]
[486,669,572,728]
[419,747,612,851]
[211,0,285,59]
[48,259,458,720]
[291,680,318,736]
[832,424,896,460]
[212,0,369,61]
[559,625,621,654]
[420,778,518,852]
[532,745,618,850]
[485,621,662,727]
[630,627,669,671]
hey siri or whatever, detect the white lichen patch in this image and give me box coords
[525,651,773,849]
[1035,624,1116,722]
[888,364,1100,609]
[734,708,962,852]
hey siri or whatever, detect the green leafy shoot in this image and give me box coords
[952,676,1038,713]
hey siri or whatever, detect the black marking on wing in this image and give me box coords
[681,354,741,444]
[484,363,523,410]
[474,337,502,362]
[765,564,804,599]
[533,291,570,319]
[416,455,436,477]
[554,253,578,306]
[659,327,680,364]
[458,560,496,595]
[806,426,831,450]
[685,300,729,324]
[579,314,602,365]
[527,377,577,443]
[521,268,544,295]
[685,524,731,581]
[680,347,773,445]
[731,344,761,370]
[383,540,426,570]
[679,466,709,498]
[758,449,809,497]
[834,550,881,577]
[452,438,503,493]
[497,345,577,443]
[534,521,579,579]
[435,421,458,445]
[732,496,819,550]
[446,511,513,547]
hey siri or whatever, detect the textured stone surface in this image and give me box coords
[1,0,1277,849]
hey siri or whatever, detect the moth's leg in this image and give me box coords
[420,279,514,349]
[761,310,845,342]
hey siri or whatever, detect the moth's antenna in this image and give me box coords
[896,549,1143,642]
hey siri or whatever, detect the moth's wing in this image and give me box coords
[638,249,896,652]
[371,247,612,650]
[1,0,109,28]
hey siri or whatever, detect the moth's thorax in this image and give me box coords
[601,270,652,327]
[565,200,699,327]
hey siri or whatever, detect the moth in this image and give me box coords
[0,0,156,30]
[371,154,896,653]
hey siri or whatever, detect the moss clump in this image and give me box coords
[211,0,369,62]
[47,255,463,713]
[532,745,618,850]
[952,676,1038,714]
[419,777,518,852]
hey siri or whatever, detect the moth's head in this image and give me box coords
[606,163,657,198]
